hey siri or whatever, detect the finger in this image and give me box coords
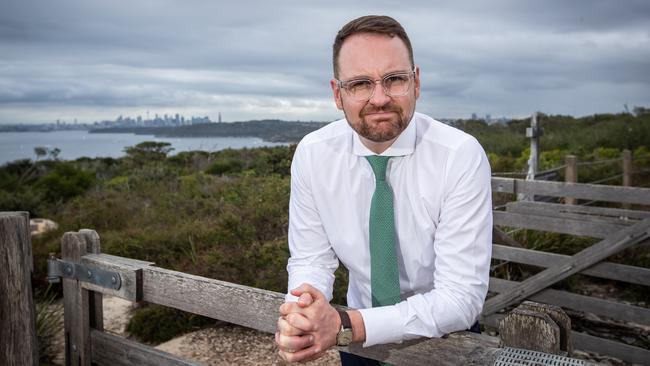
[278,344,320,363]
[279,301,301,316]
[300,350,327,363]
[290,283,324,300]
[285,312,315,332]
[297,292,313,307]
[276,333,314,353]
[278,316,306,336]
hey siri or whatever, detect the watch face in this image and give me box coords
[337,329,353,346]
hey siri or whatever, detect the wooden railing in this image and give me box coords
[487,177,650,365]
[4,176,649,365]
[2,210,592,366]
[56,229,506,366]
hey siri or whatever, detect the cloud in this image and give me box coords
[0,0,649,123]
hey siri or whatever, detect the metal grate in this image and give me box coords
[494,347,585,366]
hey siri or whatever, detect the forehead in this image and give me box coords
[338,33,411,79]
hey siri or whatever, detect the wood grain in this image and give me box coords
[0,212,38,366]
[91,330,202,366]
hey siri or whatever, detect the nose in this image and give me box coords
[368,81,391,107]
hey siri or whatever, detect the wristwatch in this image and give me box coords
[336,310,353,346]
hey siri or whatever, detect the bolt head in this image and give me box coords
[65,266,72,274]
[87,270,92,278]
[111,276,117,284]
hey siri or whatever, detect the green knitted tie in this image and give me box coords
[366,155,401,308]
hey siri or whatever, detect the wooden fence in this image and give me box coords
[4,175,649,365]
[488,177,650,365]
[493,150,650,195]
[56,230,511,366]
[2,211,592,366]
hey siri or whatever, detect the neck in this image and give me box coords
[360,136,397,154]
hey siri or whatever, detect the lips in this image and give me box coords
[360,106,400,118]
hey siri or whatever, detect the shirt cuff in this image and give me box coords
[358,305,404,347]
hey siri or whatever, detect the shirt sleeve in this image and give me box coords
[359,137,493,347]
[285,141,339,302]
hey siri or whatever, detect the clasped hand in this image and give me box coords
[275,283,340,363]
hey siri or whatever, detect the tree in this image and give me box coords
[123,141,174,164]
[34,147,47,160]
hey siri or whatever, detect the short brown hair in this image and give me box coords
[332,15,414,78]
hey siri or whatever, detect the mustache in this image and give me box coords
[360,104,401,117]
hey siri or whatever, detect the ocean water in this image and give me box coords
[0,130,285,165]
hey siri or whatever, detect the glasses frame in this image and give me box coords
[336,67,417,102]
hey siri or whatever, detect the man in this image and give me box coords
[275,15,492,365]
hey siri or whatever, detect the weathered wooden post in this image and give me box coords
[564,155,577,205]
[61,230,104,366]
[622,150,632,210]
[499,301,572,356]
[0,212,38,366]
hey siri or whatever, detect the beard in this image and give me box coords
[345,102,412,143]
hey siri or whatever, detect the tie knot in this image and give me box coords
[366,155,391,181]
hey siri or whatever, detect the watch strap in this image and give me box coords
[338,310,352,330]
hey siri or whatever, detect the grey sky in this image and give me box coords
[1,0,649,124]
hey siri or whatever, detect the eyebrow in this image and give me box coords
[342,69,412,81]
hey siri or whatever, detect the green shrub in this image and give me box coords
[35,285,62,364]
[126,304,213,344]
[36,163,94,203]
[206,158,244,175]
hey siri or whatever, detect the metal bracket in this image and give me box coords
[47,253,122,290]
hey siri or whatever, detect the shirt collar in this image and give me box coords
[351,114,417,157]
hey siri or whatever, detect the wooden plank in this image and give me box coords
[506,201,640,226]
[0,212,38,366]
[343,332,502,366]
[505,201,650,220]
[572,331,650,366]
[493,211,625,238]
[62,232,92,366]
[492,227,524,248]
[488,277,650,326]
[81,253,151,302]
[482,315,650,365]
[492,177,515,194]
[79,230,104,331]
[516,179,650,205]
[141,266,285,334]
[492,244,650,286]
[90,329,202,366]
[482,218,650,316]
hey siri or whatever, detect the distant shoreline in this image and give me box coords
[88,120,328,143]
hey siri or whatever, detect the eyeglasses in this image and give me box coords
[336,68,416,102]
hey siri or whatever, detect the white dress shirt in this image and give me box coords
[286,112,492,347]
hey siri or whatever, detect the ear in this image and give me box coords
[330,79,344,110]
[414,66,421,100]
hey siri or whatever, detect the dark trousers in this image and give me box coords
[340,322,481,366]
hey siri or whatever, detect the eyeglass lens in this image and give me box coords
[345,73,412,101]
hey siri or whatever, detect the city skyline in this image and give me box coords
[1,1,649,124]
